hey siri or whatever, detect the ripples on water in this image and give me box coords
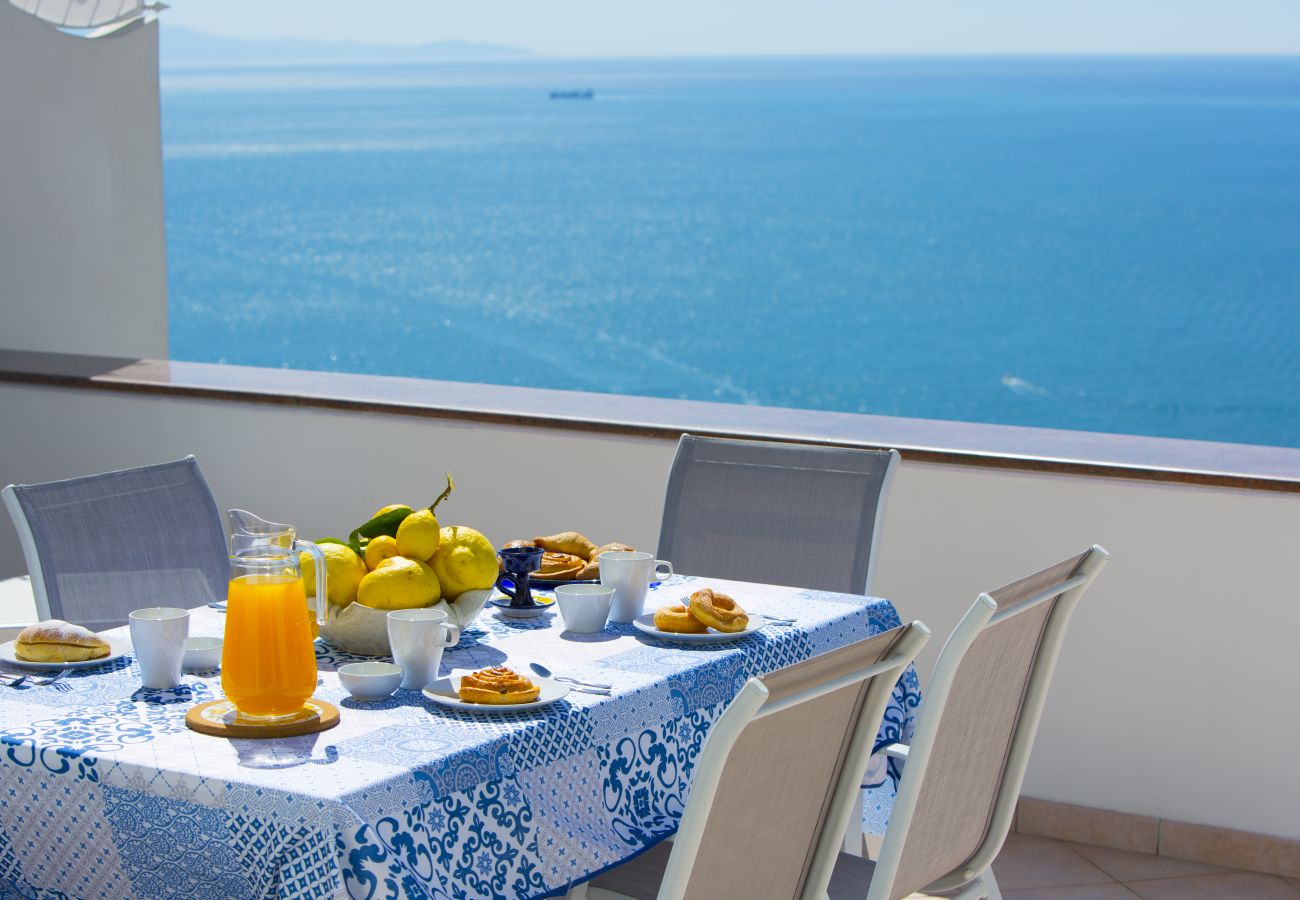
[163,57,1300,448]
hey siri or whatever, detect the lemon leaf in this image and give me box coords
[356,508,412,540]
[316,537,349,547]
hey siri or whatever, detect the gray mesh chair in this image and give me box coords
[2,456,230,632]
[571,620,930,900]
[829,545,1110,900]
[657,436,900,595]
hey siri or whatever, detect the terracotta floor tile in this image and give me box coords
[1004,885,1141,900]
[1066,843,1230,882]
[993,839,1113,891]
[1125,872,1300,899]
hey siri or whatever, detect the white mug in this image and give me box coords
[387,609,461,691]
[128,607,189,690]
[600,551,673,623]
[555,583,615,633]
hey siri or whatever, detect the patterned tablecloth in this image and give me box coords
[0,575,919,900]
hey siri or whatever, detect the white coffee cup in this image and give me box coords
[600,551,673,623]
[128,607,189,690]
[555,583,616,633]
[387,608,461,691]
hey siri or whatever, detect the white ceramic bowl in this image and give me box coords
[338,661,403,700]
[182,636,223,671]
[555,583,616,633]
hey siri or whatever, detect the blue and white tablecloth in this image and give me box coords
[0,575,919,899]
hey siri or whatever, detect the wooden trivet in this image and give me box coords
[185,699,340,738]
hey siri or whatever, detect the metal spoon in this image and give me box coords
[528,662,613,691]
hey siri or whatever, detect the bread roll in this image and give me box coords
[15,619,109,662]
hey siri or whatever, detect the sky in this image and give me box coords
[161,0,1300,57]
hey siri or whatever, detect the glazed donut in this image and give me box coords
[687,589,749,633]
[654,604,708,634]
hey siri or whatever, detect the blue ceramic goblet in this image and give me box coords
[496,546,545,608]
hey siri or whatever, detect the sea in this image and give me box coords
[160,56,1300,449]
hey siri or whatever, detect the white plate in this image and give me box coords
[632,614,766,644]
[0,636,132,670]
[422,674,571,713]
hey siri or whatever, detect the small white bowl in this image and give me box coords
[338,662,403,701]
[182,636,223,671]
[555,583,615,633]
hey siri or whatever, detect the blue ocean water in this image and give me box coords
[161,57,1300,448]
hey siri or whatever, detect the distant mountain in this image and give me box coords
[159,26,531,68]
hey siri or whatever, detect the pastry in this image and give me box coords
[458,666,541,705]
[591,542,634,561]
[534,532,599,561]
[687,589,749,633]
[15,619,110,662]
[654,603,708,634]
[499,536,636,581]
[533,551,587,581]
[578,543,636,581]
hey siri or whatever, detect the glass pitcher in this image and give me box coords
[223,510,327,721]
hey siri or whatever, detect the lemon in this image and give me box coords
[429,525,497,600]
[396,508,441,561]
[364,534,400,571]
[299,543,367,608]
[356,556,441,610]
[371,503,412,519]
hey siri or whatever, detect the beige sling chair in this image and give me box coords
[576,546,1107,900]
[566,620,931,900]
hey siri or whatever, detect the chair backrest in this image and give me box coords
[2,456,229,631]
[647,621,929,900]
[657,435,900,595]
[867,546,1109,900]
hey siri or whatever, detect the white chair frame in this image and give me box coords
[1,484,52,622]
[568,621,931,900]
[857,545,1110,900]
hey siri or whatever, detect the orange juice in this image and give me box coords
[221,574,318,719]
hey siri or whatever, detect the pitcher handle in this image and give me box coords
[296,539,329,626]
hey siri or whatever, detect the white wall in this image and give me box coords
[1,381,1297,841]
[0,5,167,358]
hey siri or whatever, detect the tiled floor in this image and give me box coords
[977,833,1300,899]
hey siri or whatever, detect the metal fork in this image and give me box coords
[1,669,72,690]
[38,668,73,691]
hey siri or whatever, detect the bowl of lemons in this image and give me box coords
[303,477,498,657]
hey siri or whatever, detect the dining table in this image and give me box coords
[0,574,920,900]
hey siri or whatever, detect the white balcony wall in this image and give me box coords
[0,381,1297,842]
[0,4,167,358]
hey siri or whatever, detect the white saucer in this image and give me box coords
[0,636,132,670]
[632,614,766,644]
[422,674,570,712]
